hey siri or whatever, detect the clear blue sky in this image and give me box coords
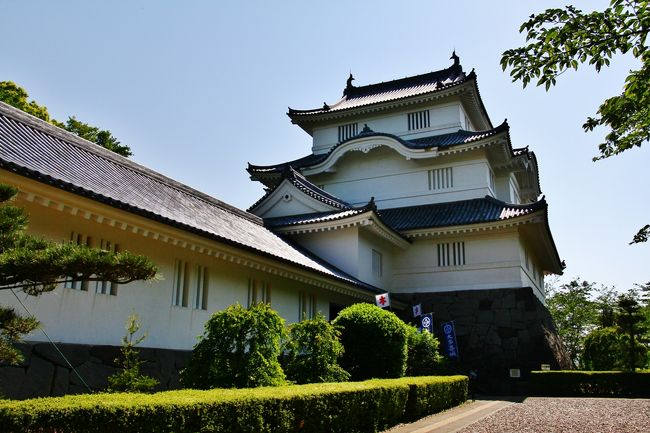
[2,0,648,291]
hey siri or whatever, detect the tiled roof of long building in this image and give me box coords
[0,101,381,293]
[377,196,547,231]
[288,56,469,117]
[248,121,509,176]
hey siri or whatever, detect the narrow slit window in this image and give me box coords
[437,242,465,267]
[172,260,189,307]
[193,265,208,310]
[338,123,358,142]
[428,167,453,190]
[64,232,91,291]
[408,110,430,131]
[372,249,383,278]
[95,240,119,296]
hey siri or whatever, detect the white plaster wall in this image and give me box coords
[0,193,367,350]
[391,231,525,293]
[357,230,393,289]
[310,147,493,209]
[288,227,359,277]
[311,101,465,153]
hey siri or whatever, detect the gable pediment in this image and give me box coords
[249,180,344,219]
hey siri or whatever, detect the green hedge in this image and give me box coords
[530,371,650,397]
[0,376,467,433]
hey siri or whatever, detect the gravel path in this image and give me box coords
[456,397,650,433]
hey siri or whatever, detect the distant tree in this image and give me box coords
[405,325,444,376]
[616,290,649,371]
[582,326,624,370]
[546,278,599,366]
[0,183,157,365]
[0,81,133,157]
[501,0,649,243]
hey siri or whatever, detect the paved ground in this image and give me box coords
[383,397,650,433]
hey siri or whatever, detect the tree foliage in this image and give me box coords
[546,278,599,366]
[582,326,624,370]
[405,326,443,377]
[0,81,132,157]
[181,303,287,389]
[107,313,159,393]
[501,0,649,243]
[0,183,157,365]
[616,290,649,370]
[282,314,350,384]
[332,303,408,380]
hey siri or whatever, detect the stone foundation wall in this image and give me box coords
[400,287,572,394]
[0,342,190,400]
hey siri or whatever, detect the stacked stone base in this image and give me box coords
[399,287,572,394]
[0,343,190,400]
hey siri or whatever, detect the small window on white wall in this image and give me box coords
[437,242,465,267]
[248,279,271,307]
[488,168,496,192]
[372,249,383,278]
[172,260,189,307]
[298,291,317,321]
[64,232,91,291]
[193,265,208,310]
[408,110,430,130]
[338,123,358,142]
[428,167,453,190]
[95,239,119,296]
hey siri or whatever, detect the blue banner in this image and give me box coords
[419,313,433,333]
[442,321,459,359]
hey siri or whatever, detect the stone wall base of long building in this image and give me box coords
[398,287,573,394]
[0,342,190,400]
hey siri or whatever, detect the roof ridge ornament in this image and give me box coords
[361,124,373,134]
[343,73,355,97]
[450,50,460,67]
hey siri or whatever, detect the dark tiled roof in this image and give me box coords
[288,59,468,117]
[248,121,509,177]
[377,196,547,231]
[248,167,351,212]
[0,101,378,292]
[265,209,366,228]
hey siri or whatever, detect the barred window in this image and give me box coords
[437,242,465,267]
[248,279,271,307]
[172,260,189,307]
[298,291,317,321]
[193,265,209,310]
[428,167,453,190]
[408,110,430,130]
[64,232,91,291]
[95,239,119,296]
[338,123,358,142]
[372,249,383,277]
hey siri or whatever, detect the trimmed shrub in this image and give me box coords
[332,303,408,380]
[530,371,650,397]
[0,376,468,433]
[181,303,286,389]
[405,326,443,376]
[283,314,350,384]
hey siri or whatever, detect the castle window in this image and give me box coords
[193,265,208,310]
[428,167,453,190]
[64,232,91,291]
[95,239,119,296]
[248,279,271,307]
[408,110,430,130]
[298,291,317,321]
[172,259,189,307]
[488,168,496,192]
[372,249,383,277]
[437,242,465,267]
[338,123,358,142]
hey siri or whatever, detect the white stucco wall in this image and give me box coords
[0,179,371,350]
[289,227,360,278]
[310,147,495,209]
[311,101,466,153]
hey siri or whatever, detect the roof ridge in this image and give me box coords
[0,101,262,225]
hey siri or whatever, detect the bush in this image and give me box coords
[581,327,624,370]
[0,376,468,433]
[332,303,408,380]
[406,326,443,376]
[283,314,350,384]
[181,303,286,389]
[107,313,159,393]
[530,371,650,397]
